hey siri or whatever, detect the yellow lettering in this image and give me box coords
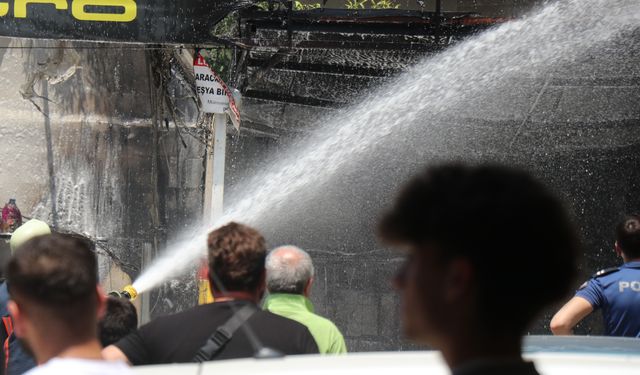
[0,2,8,17]
[14,0,68,18]
[72,0,136,22]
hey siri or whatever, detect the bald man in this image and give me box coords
[264,246,347,354]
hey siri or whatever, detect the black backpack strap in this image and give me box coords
[192,304,258,363]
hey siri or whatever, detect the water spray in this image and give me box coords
[108,285,139,301]
[128,0,640,298]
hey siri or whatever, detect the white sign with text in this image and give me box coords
[194,55,229,114]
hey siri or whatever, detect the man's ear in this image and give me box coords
[614,241,624,258]
[304,277,314,297]
[8,300,25,338]
[96,285,107,320]
[444,258,474,302]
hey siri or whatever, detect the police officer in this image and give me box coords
[551,214,640,337]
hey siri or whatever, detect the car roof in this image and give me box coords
[132,336,640,375]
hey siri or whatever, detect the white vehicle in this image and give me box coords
[133,336,640,375]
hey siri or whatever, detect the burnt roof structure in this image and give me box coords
[231,7,507,136]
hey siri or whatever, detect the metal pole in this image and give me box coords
[140,242,152,324]
[210,113,227,224]
[42,81,58,229]
[199,113,226,305]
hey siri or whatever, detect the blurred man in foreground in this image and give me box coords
[379,164,579,375]
[551,214,640,337]
[104,222,318,364]
[6,233,131,374]
[264,246,347,354]
[0,219,52,374]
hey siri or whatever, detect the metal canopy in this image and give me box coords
[233,8,507,135]
[236,8,507,51]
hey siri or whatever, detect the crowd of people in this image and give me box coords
[0,163,638,375]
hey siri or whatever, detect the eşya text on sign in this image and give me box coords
[197,87,225,96]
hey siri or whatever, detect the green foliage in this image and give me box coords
[202,48,233,81]
[346,0,400,9]
[346,0,367,9]
[211,13,237,38]
[256,1,269,10]
[369,0,400,9]
[294,1,321,10]
[255,1,321,11]
[255,0,401,11]
[207,10,238,81]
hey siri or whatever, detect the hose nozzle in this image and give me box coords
[108,285,138,301]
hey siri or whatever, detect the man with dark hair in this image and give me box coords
[6,233,131,374]
[99,297,138,347]
[379,164,579,375]
[0,219,51,375]
[551,214,640,337]
[103,222,318,364]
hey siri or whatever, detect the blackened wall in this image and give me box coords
[0,40,207,320]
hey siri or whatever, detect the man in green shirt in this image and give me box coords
[264,246,347,354]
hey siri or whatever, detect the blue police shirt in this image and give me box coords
[575,261,640,337]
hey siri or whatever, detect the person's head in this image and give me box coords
[266,246,315,297]
[615,214,640,261]
[207,222,267,299]
[98,296,138,347]
[379,164,579,353]
[6,233,105,362]
[9,219,51,252]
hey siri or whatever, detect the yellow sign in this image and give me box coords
[1,0,137,22]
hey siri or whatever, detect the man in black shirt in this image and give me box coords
[103,223,318,364]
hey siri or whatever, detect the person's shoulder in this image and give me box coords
[254,309,320,354]
[306,312,343,333]
[591,267,621,281]
[620,262,640,273]
[255,309,313,331]
[592,267,620,279]
[577,267,619,290]
[140,304,218,330]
